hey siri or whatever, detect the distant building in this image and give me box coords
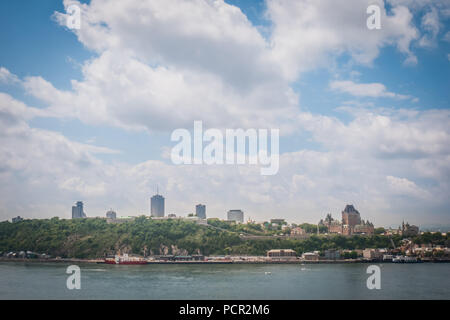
[401,221,419,237]
[106,209,117,219]
[72,201,86,219]
[151,193,165,217]
[270,219,285,225]
[363,249,383,260]
[196,204,206,219]
[318,205,374,235]
[290,227,306,236]
[302,252,319,261]
[323,249,340,260]
[267,249,297,258]
[227,209,244,223]
[319,214,344,234]
[342,204,361,227]
[12,216,23,223]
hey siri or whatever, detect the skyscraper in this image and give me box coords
[196,204,206,219]
[227,209,244,223]
[72,201,86,219]
[151,193,165,217]
[106,209,117,219]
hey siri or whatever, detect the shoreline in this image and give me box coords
[1,257,449,265]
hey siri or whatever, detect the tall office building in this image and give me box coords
[227,209,244,223]
[196,204,206,219]
[151,193,165,217]
[106,209,117,219]
[72,201,86,219]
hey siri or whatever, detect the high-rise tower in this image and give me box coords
[196,204,206,219]
[151,189,165,217]
[72,201,86,219]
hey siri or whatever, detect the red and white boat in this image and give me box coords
[104,254,147,265]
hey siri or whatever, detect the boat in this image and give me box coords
[104,254,147,265]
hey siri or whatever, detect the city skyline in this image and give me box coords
[0,1,449,226]
[66,195,422,231]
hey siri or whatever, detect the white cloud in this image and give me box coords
[330,80,414,100]
[418,7,440,47]
[1,90,449,225]
[23,52,299,133]
[0,67,19,84]
[0,93,120,218]
[36,0,429,133]
[386,175,430,199]
[266,0,419,78]
[53,0,280,89]
[0,1,449,226]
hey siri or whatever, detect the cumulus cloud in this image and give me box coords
[386,175,430,199]
[53,0,280,89]
[330,80,414,100]
[35,0,429,133]
[22,52,299,133]
[0,93,120,218]
[266,0,419,77]
[1,88,449,224]
[0,0,448,226]
[0,67,19,84]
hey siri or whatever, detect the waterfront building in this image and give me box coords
[11,216,23,223]
[227,209,244,223]
[106,209,117,219]
[267,249,297,258]
[72,201,86,219]
[363,249,383,260]
[323,249,340,260]
[151,193,165,217]
[302,252,319,261]
[196,204,206,219]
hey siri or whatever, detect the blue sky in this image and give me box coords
[0,0,449,226]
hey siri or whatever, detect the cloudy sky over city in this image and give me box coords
[0,0,449,226]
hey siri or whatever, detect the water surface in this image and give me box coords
[0,262,448,299]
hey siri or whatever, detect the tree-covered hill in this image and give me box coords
[1,217,445,259]
[0,217,242,259]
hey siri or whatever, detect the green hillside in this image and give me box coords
[1,217,445,259]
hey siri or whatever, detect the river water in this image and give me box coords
[0,262,448,299]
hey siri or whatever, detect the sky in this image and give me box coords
[0,0,449,227]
